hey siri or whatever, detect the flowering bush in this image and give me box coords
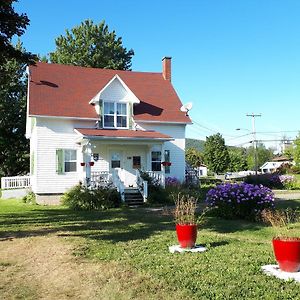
[278,175,295,189]
[245,174,282,189]
[165,176,181,187]
[205,183,274,220]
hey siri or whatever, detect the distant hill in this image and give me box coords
[186,138,205,152]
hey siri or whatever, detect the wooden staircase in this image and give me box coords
[124,187,144,206]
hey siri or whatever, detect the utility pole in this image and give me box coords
[246,113,261,175]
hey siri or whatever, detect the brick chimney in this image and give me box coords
[162,56,172,81]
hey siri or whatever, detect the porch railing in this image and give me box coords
[136,170,148,202]
[112,168,125,202]
[90,171,111,188]
[145,171,165,187]
[1,176,31,189]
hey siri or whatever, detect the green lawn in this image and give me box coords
[0,199,300,299]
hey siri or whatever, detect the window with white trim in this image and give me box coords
[103,102,127,128]
[151,151,161,171]
[56,149,77,174]
[64,150,77,172]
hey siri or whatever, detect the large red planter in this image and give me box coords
[176,224,197,248]
[272,238,300,272]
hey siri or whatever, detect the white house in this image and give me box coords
[260,161,291,174]
[25,57,191,204]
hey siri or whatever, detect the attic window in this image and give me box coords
[103,102,128,128]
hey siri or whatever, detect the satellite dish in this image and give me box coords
[180,102,193,116]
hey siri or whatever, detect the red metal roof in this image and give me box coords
[28,62,191,123]
[75,128,173,140]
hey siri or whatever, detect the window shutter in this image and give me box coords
[98,99,103,128]
[129,103,133,129]
[56,149,64,174]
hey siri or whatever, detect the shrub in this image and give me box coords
[22,191,36,204]
[62,184,121,210]
[205,183,274,220]
[245,174,283,189]
[278,175,295,189]
[165,176,181,187]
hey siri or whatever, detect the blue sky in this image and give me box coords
[14,0,300,151]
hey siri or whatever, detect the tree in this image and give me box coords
[292,134,300,166]
[0,42,29,177]
[0,0,35,66]
[228,147,247,172]
[186,148,204,168]
[203,133,230,174]
[50,20,134,70]
[246,143,274,170]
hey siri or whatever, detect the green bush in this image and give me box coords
[62,184,121,210]
[22,191,36,204]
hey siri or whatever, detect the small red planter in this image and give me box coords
[176,224,197,248]
[272,238,300,272]
[89,161,94,166]
[80,162,85,166]
[161,161,172,167]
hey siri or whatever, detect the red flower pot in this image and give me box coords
[176,224,197,248]
[161,161,172,167]
[272,238,300,272]
[89,161,94,166]
[80,162,85,166]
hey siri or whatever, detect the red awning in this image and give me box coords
[75,128,173,141]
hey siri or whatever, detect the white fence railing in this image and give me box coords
[145,171,165,187]
[1,176,31,189]
[90,171,111,187]
[136,170,148,202]
[112,169,125,202]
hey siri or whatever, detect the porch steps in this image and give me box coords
[124,188,144,206]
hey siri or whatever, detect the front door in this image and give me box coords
[109,149,146,187]
[124,150,146,187]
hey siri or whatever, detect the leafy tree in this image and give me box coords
[228,147,247,172]
[50,20,134,70]
[186,148,204,168]
[203,133,230,174]
[0,42,29,177]
[246,143,274,171]
[185,138,205,152]
[0,0,35,66]
[292,134,300,166]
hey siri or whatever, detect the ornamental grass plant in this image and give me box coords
[174,193,197,225]
[261,208,300,239]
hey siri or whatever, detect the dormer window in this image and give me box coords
[103,102,128,128]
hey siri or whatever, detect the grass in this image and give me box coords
[0,199,300,299]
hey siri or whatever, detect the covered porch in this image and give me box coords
[75,128,173,202]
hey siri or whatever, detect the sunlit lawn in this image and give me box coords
[0,199,300,299]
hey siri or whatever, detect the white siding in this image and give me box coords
[30,119,37,192]
[31,115,187,193]
[34,118,95,194]
[137,123,186,182]
[101,78,132,103]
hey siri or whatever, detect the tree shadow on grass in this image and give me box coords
[203,217,264,234]
[0,207,174,243]
[275,199,300,210]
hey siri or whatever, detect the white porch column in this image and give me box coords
[80,139,92,186]
[160,143,165,188]
[146,145,152,171]
[85,142,92,186]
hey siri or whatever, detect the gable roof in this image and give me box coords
[28,62,191,123]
